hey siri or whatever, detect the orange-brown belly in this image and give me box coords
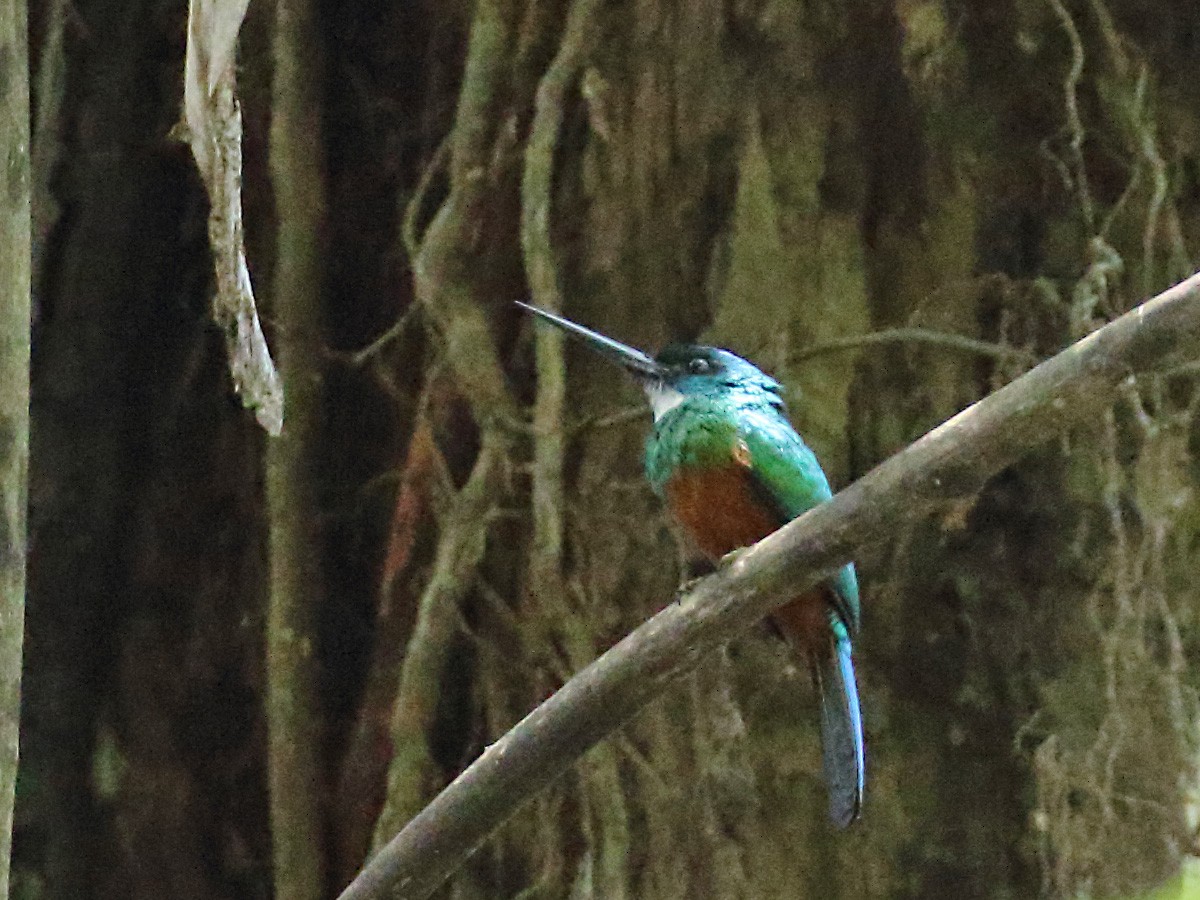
[664,464,779,559]
[665,464,831,653]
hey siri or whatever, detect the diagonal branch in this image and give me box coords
[339,271,1200,900]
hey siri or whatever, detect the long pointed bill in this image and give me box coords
[517,301,665,383]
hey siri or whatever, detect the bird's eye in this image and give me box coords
[688,358,711,375]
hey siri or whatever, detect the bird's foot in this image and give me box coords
[718,546,748,568]
[673,575,704,604]
[673,549,748,604]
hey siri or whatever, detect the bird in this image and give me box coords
[519,301,864,827]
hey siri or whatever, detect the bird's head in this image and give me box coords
[518,303,782,421]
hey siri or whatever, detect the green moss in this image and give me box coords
[713,106,869,482]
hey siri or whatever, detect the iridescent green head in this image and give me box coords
[518,302,782,420]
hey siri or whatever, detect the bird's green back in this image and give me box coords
[645,391,860,635]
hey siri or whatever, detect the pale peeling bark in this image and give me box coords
[265,0,329,895]
[0,0,30,895]
[182,0,283,434]
[339,271,1200,900]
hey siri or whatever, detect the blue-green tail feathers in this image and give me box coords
[819,632,864,828]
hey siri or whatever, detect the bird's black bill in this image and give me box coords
[517,301,665,382]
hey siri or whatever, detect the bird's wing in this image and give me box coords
[736,408,860,635]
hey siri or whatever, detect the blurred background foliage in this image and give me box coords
[17,0,1200,897]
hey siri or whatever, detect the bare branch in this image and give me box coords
[338,270,1200,900]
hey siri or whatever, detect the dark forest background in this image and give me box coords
[15,0,1200,897]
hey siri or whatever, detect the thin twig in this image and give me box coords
[1134,64,1168,296]
[1047,0,1096,231]
[327,134,450,372]
[568,405,648,435]
[790,328,1037,365]
[346,304,421,367]
[337,270,1200,900]
[402,137,451,264]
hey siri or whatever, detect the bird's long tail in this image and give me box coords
[818,624,864,828]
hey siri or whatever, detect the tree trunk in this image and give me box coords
[0,0,30,894]
[265,0,330,894]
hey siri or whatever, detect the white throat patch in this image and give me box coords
[645,383,685,421]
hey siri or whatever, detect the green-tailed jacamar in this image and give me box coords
[520,302,864,827]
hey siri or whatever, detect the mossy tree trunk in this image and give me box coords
[0,0,30,895]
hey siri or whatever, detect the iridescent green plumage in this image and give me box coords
[643,346,859,636]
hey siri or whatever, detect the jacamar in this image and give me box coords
[520,302,864,827]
